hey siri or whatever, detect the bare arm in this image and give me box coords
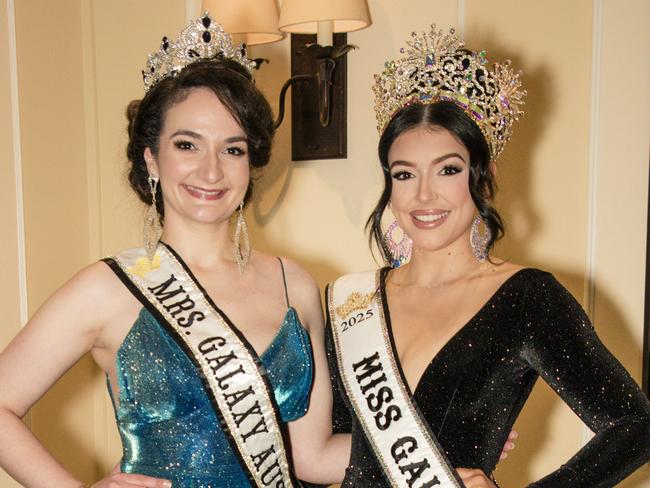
[280,260,351,484]
[0,262,170,488]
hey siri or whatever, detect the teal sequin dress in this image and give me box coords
[106,278,313,487]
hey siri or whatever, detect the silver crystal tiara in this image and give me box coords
[142,12,256,92]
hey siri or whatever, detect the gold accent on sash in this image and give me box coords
[329,272,399,485]
[335,291,375,319]
[329,270,461,488]
[127,253,161,277]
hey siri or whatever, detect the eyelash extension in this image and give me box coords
[390,171,412,180]
[440,165,462,175]
[226,146,247,156]
[173,140,194,150]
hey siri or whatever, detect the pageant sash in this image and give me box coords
[107,244,298,488]
[328,271,462,488]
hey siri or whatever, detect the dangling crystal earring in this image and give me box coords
[470,215,492,262]
[234,202,251,274]
[143,175,162,262]
[384,220,412,268]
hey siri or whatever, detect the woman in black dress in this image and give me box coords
[326,26,650,487]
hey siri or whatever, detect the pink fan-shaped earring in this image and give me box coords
[384,220,412,268]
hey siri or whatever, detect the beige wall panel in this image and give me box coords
[90,0,188,469]
[92,0,187,258]
[16,3,91,296]
[0,1,25,485]
[0,0,22,350]
[465,0,592,277]
[592,1,650,485]
[593,0,649,375]
[15,0,97,483]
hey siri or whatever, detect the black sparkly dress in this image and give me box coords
[324,268,650,488]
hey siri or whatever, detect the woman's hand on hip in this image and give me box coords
[456,468,497,488]
[89,465,171,488]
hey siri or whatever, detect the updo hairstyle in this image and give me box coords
[125,58,275,219]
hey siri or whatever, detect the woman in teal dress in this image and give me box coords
[0,14,349,487]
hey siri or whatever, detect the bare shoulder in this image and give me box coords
[52,260,139,325]
[276,256,320,296]
[474,260,526,293]
[249,250,319,295]
[484,259,525,279]
[275,256,322,329]
[9,260,138,363]
[63,261,124,299]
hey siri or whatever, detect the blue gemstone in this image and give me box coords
[425,53,434,66]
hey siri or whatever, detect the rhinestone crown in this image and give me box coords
[142,12,256,92]
[373,26,526,160]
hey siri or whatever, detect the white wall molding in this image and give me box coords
[186,0,201,22]
[457,0,465,40]
[582,0,603,446]
[585,0,602,321]
[7,0,28,326]
[81,0,103,261]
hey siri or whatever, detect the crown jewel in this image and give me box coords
[142,13,256,92]
[373,26,525,159]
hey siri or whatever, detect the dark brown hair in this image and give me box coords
[126,58,275,219]
[367,101,504,264]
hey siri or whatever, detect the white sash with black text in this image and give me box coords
[110,245,298,488]
[328,271,462,488]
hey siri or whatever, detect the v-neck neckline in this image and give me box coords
[379,266,529,398]
[161,241,292,360]
[108,243,296,411]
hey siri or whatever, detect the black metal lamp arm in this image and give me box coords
[274,43,357,130]
[274,74,312,128]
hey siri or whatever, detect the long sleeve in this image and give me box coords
[519,274,650,487]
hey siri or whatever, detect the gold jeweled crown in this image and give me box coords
[142,13,256,92]
[372,26,526,160]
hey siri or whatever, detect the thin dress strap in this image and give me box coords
[277,257,290,307]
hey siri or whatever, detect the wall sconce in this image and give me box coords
[201,0,371,161]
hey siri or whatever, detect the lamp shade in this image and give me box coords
[201,0,284,45]
[278,0,371,34]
